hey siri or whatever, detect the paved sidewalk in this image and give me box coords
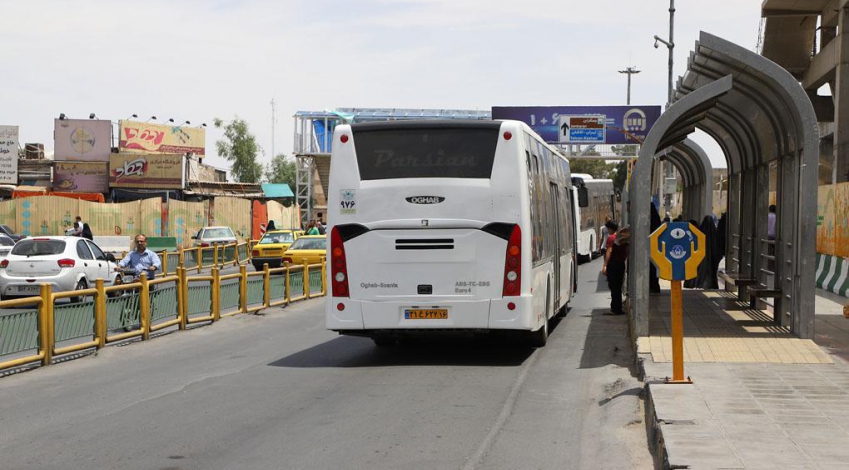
[640,288,849,469]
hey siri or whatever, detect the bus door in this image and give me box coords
[550,182,561,308]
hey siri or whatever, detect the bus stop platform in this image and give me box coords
[639,288,849,469]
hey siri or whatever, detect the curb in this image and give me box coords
[638,351,672,470]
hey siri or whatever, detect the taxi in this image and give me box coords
[282,235,326,265]
[251,229,303,271]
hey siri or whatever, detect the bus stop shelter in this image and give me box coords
[628,32,819,339]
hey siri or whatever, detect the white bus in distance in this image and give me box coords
[325,119,581,347]
[570,174,616,263]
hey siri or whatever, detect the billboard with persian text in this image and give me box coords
[109,153,185,189]
[53,161,109,193]
[119,120,205,155]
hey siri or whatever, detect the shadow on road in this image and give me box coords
[269,335,535,368]
[578,308,636,374]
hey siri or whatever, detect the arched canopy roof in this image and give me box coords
[627,31,818,338]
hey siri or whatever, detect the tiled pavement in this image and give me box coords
[639,288,849,469]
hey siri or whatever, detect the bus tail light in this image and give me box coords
[502,225,521,297]
[330,227,349,297]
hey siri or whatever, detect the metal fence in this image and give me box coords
[0,259,326,373]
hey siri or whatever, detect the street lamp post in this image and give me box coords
[654,0,676,216]
[618,66,640,105]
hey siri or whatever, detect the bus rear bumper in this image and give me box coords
[326,296,534,332]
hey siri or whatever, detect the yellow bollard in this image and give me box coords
[239,264,248,313]
[95,278,106,348]
[285,263,291,303]
[263,263,271,308]
[320,256,327,296]
[39,283,53,366]
[139,272,151,341]
[177,267,187,331]
[212,267,221,321]
[303,260,310,298]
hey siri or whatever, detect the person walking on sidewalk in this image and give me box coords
[602,224,629,315]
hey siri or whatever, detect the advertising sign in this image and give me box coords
[491,105,662,145]
[0,125,18,184]
[54,119,112,161]
[119,120,205,155]
[53,161,109,193]
[558,115,605,143]
[109,153,185,189]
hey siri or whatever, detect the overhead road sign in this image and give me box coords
[491,105,661,145]
[559,115,605,143]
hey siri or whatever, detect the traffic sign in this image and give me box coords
[558,115,606,143]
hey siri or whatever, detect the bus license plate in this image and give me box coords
[405,309,448,320]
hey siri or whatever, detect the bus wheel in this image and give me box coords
[529,316,548,348]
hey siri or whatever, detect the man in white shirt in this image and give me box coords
[72,216,83,236]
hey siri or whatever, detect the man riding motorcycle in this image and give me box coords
[116,234,162,279]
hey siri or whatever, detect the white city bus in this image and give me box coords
[325,120,579,347]
[570,175,616,263]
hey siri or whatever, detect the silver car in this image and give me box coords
[0,236,120,301]
[192,226,238,247]
[0,234,15,259]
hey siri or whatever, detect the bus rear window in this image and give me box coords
[352,128,498,180]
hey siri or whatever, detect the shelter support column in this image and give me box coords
[834,7,849,185]
[739,170,757,280]
[754,163,771,291]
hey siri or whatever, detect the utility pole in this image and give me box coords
[654,0,676,216]
[618,66,640,105]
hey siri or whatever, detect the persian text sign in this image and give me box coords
[54,161,109,193]
[54,119,112,161]
[119,120,205,155]
[109,153,185,189]
[0,125,19,184]
[491,105,662,145]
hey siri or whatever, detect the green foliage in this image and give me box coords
[569,158,614,179]
[214,117,263,183]
[612,160,627,192]
[265,154,296,189]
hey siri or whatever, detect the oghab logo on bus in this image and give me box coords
[406,196,445,204]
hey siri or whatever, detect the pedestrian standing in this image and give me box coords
[602,225,629,315]
[599,217,612,257]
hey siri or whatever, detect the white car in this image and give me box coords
[0,236,120,301]
[0,234,15,259]
[192,226,238,247]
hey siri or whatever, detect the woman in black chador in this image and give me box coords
[649,203,662,293]
[696,215,721,289]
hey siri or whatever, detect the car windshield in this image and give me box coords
[0,225,11,233]
[203,228,234,239]
[289,238,326,250]
[11,239,65,256]
[259,232,294,244]
[0,236,14,246]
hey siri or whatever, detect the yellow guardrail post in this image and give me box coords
[178,267,187,330]
[197,247,202,274]
[212,267,221,321]
[239,264,248,313]
[285,263,291,303]
[139,272,150,341]
[161,250,169,276]
[263,263,271,308]
[39,283,53,366]
[178,248,185,272]
[213,244,219,268]
[95,278,106,349]
[233,243,239,267]
[321,256,327,296]
[303,260,310,298]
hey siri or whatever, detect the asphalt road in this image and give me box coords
[0,258,652,470]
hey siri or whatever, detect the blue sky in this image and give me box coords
[2,0,764,171]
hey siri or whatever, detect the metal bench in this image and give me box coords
[718,271,758,301]
[748,287,783,324]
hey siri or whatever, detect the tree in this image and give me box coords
[611,160,628,192]
[569,158,614,179]
[214,117,263,183]
[265,154,296,189]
